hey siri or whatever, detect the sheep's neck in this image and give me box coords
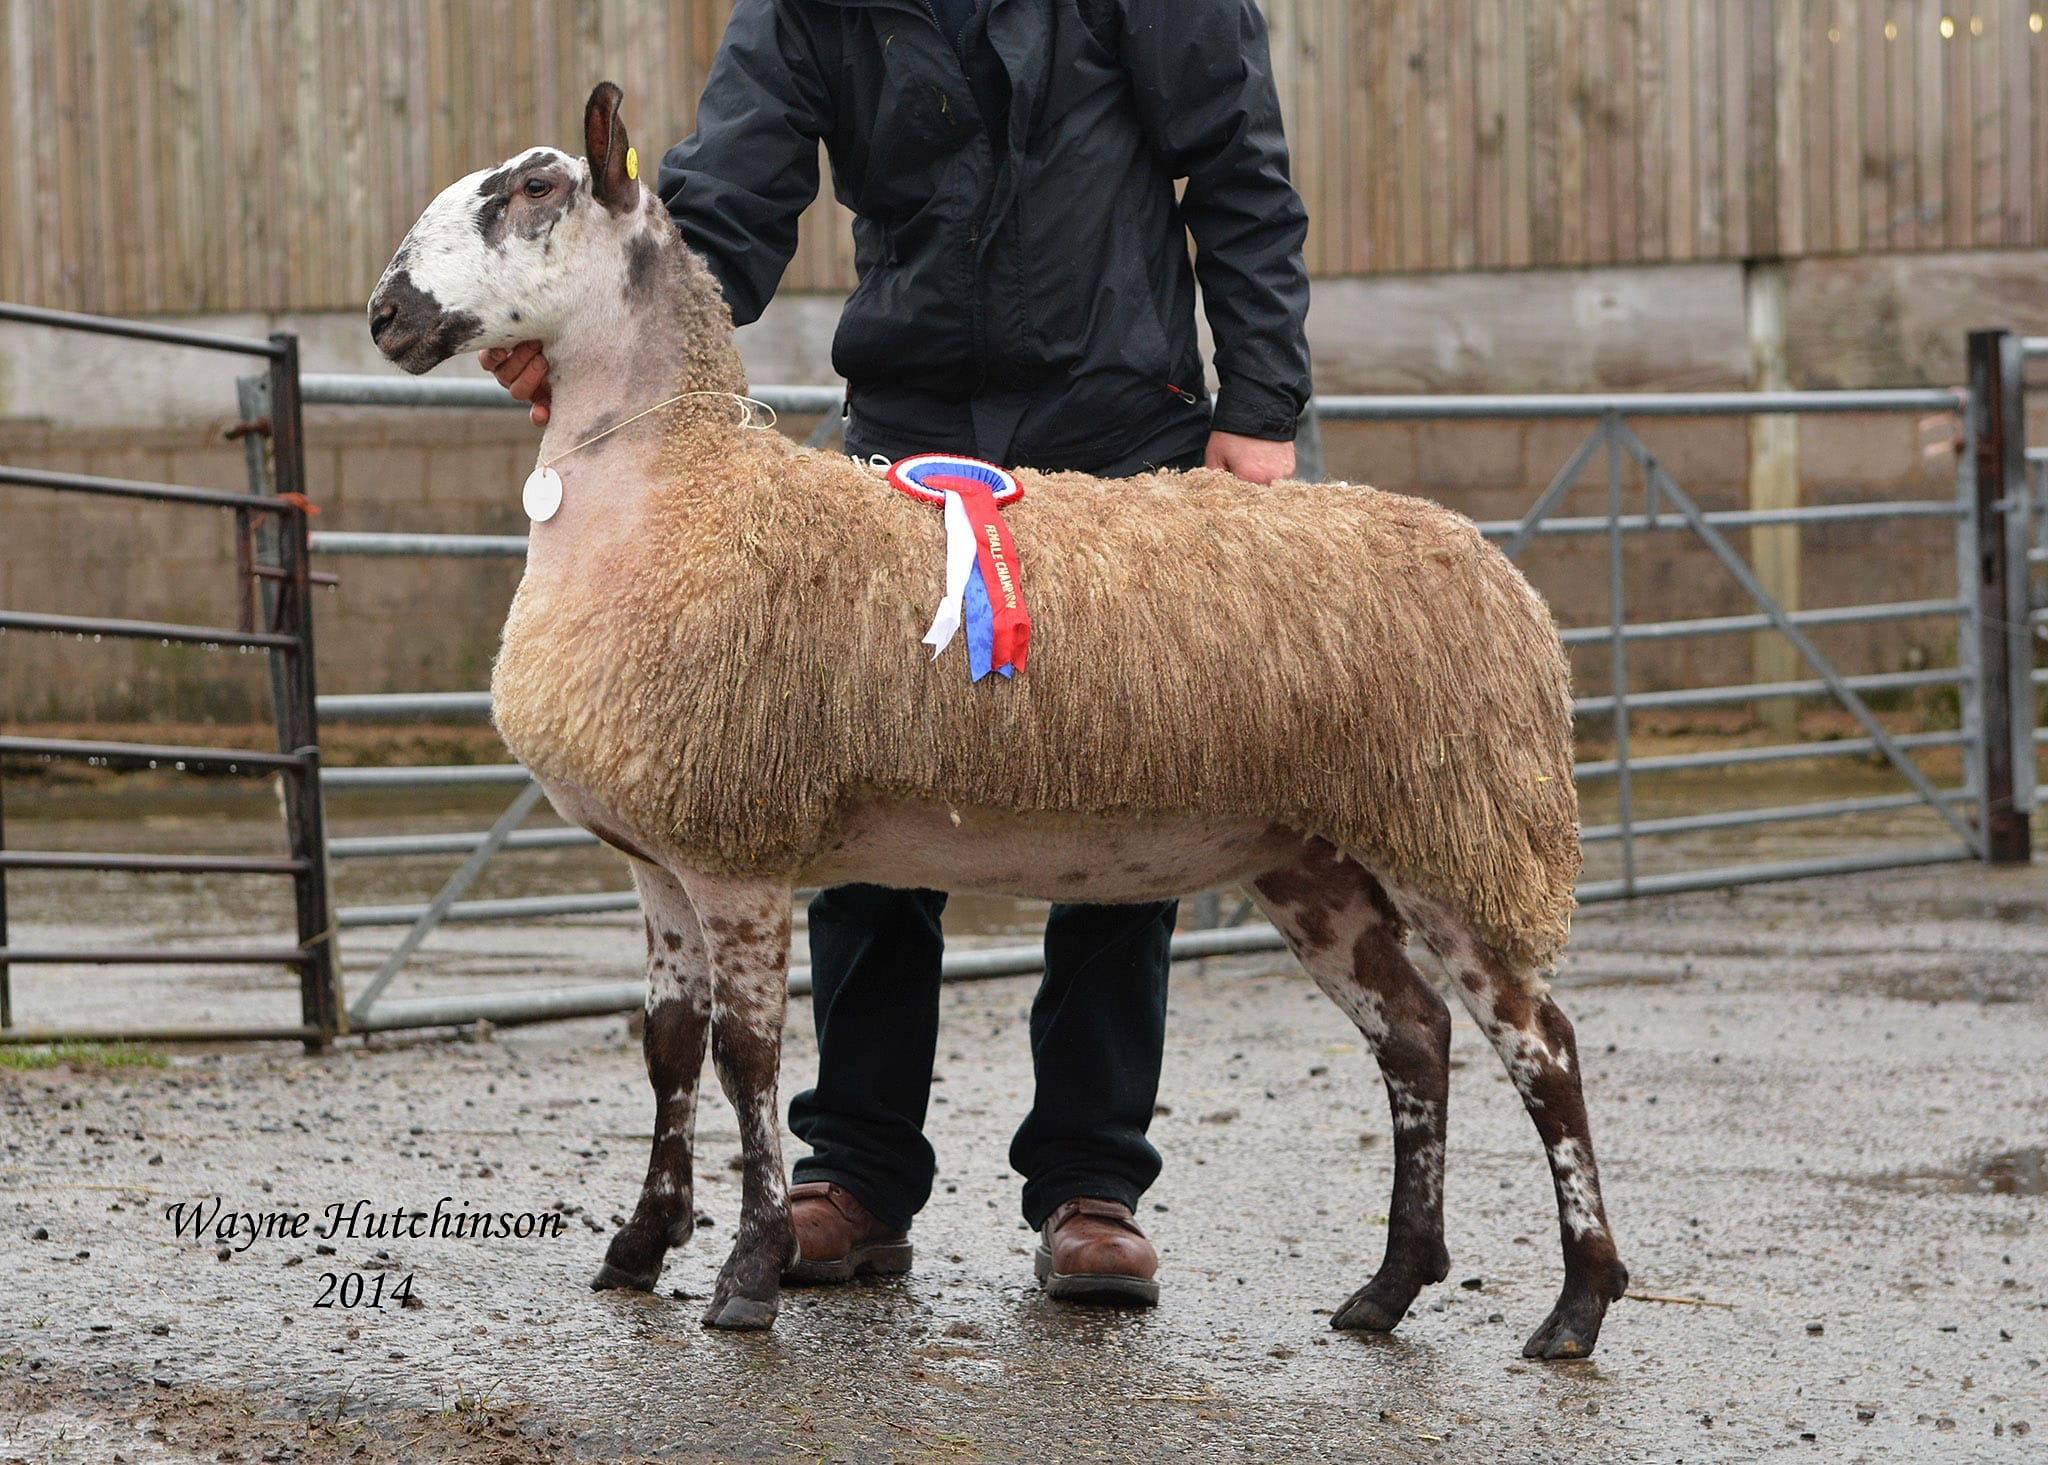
[526,249,745,569]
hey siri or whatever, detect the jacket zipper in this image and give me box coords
[916,0,969,63]
[915,0,995,398]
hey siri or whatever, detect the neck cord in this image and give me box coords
[540,390,777,471]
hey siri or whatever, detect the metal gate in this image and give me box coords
[2005,331,2048,820]
[5,312,2031,1045]
[1323,382,2011,892]
[0,304,339,1048]
[256,362,2032,1036]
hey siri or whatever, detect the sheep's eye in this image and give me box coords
[523,177,552,199]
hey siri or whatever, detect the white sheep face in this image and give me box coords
[369,146,613,374]
[371,78,656,377]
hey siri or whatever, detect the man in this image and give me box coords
[483,0,1309,1305]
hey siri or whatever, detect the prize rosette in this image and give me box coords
[887,453,1031,681]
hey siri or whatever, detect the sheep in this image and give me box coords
[367,82,1628,1360]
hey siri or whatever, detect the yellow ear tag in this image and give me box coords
[625,147,638,182]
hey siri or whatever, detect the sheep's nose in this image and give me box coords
[369,300,399,343]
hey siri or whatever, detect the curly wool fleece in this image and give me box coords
[493,437,1579,975]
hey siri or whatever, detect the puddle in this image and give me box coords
[1973,1148,2048,1196]
[1864,1147,2048,1197]
[1849,966,2041,1006]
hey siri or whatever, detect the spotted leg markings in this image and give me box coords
[1396,891,1629,1361]
[679,871,798,1331]
[1250,843,1453,1335]
[592,863,712,1295]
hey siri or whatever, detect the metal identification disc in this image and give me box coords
[522,465,563,522]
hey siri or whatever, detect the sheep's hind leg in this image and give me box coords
[681,872,798,1331]
[1250,845,1452,1335]
[1408,902,1628,1360]
[593,862,713,1293]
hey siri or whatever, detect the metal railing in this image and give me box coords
[1321,390,1988,893]
[241,365,2019,1034]
[0,304,339,1047]
[2015,334,2048,810]
[4,314,2023,1044]
[1961,332,2035,851]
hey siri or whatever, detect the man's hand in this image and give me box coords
[1204,430,1294,485]
[478,341,553,425]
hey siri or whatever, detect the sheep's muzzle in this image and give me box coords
[367,268,482,375]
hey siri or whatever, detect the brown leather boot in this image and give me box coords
[1034,1197,1160,1306]
[782,1180,913,1284]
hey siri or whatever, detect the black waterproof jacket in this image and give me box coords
[659,0,1311,475]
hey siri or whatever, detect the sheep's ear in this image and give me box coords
[583,81,637,214]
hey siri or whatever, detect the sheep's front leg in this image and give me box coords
[680,871,798,1331]
[1251,848,1452,1334]
[593,862,712,1293]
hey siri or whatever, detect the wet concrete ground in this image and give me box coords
[3,857,2046,1463]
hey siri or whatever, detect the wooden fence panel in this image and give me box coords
[0,0,2043,315]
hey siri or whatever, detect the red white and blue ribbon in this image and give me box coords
[887,453,1030,681]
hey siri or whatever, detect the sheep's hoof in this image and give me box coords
[590,1226,668,1292]
[1521,1261,1628,1360]
[702,1295,778,1330]
[1331,1282,1412,1333]
[1521,1309,1598,1360]
[590,1259,660,1293]
[1330,1252,1445,1333]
